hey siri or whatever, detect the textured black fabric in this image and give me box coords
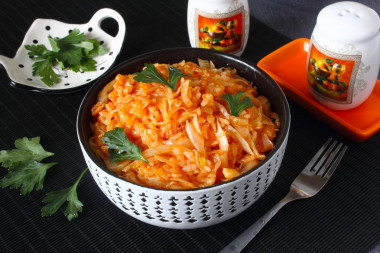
[250,0,380,40]
[0,0,379,252]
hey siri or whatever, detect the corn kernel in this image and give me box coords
[199,157,206,166]
[223,168,240,179]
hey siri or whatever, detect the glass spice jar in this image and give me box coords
[187,0,250,56]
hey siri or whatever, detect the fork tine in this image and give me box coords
[303,137,333,173]
[313,139,339,175]
[316,141,342,177]
[323,144,348,179]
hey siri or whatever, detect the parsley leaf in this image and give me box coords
[57,46,83,66]
[168,66,187,90]
[133,63,169,86]
[83,39,106,57]
[31,57,60,87]
[0,137,57,194]
[102,128,148,163]
[25,28,106,87]
[25,45,53,60]
[69,57,97,72]
[222,91,254,116]
[0,137,54,169]
[133,63,187,90]
[1,161,57,195]
[41,167,88,221]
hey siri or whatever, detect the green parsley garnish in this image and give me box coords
[0,137,57,195]
[102,127,148,163]
[222,91,254,116]
[1,137,88,221]
[41,167,88,221]
[1,161,57,195]
[133,63,187,90]
[25,28,106,87]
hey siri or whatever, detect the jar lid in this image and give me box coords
[317,1,380,42]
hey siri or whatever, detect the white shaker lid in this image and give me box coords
[317,1,380,42]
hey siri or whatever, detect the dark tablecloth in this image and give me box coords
[0,0,379,252]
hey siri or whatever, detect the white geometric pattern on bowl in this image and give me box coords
[79,137,287,229]
[0,8,126,93]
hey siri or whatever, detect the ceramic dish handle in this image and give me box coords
[88,8,126,42]
[0,55,12,71]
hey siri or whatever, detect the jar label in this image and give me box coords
[194,7,245,54]
[307,37,362,104]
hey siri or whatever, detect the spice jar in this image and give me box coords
[187,0,250,56]
[306,1,380,110]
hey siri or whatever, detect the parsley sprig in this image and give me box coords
[0,137,88,221]
[41,167,88,221]
[103,127,148,163]
[133,63,187,90]
[222,91,254,116]
[0,137,57,194]
[25,29,106,87]
[1,161,58,195]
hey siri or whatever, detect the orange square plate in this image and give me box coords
[257,38,380,142]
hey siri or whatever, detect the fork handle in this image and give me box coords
[219,197,290,253]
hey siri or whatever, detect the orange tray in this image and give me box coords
[257,38,380,142]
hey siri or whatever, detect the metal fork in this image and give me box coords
[220,138,348,253]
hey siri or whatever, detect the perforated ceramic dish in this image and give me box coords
[0,8,126,93]
[76,48,291,229]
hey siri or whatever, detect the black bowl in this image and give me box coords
[76,48,291,228]
[77,48,290,173]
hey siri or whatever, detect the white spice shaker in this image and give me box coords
[306,1,380,110]
[187,0,250,56]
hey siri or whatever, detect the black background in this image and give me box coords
[0,0,379,252]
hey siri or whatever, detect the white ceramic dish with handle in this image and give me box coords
[0,8,126,93]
